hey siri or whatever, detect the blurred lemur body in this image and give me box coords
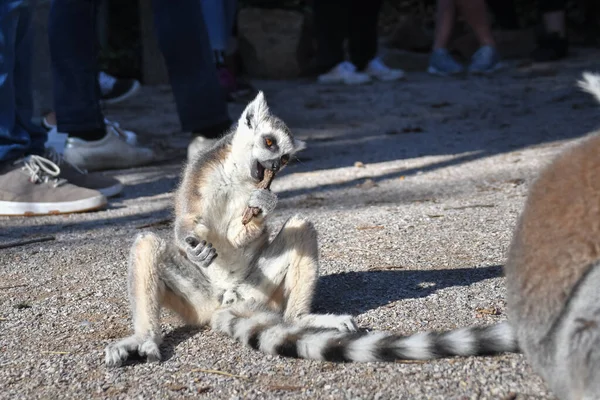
[502,73,600,400]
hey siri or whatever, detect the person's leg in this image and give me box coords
[433,0,456,50]
[347,0,382,70]
[152,0,230,135]
[201,0,229,61]
[48,0,105,140]
[14,0,46,157]
[200,0,253,103]
[455,0,495,47]
[428,0,464,76]
[0,0,36,165]
[348,0,403,81]
[313,0,347,72]
[313,0,371,85]
[456,0,501,74]
[48,0,154,172]
[0,0,108,216]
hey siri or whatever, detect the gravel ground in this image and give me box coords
[2,49,600,400]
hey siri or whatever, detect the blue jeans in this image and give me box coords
[0,0,46,164]
[49,0,229,134]
[201,0,237,56]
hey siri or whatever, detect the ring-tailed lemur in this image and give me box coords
[105,91,518,369]
[501,72,600,400]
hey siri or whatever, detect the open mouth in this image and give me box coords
[251,160,265,181]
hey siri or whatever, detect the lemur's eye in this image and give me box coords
[265,138,274,147]
[281,154,290,164]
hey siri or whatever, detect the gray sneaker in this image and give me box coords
[44,148,123,197]
[468,45,502,74]
[0,155,107,216]
[63,125,155,172]
[427,48,464,76]
[187,136,218,162]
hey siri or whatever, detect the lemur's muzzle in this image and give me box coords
[259,158,281,172]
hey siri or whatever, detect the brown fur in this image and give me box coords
[505,132,600,327]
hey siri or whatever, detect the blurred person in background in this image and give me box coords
[428,0,501,76]
[313,0,405,85]
[47,0,232,168]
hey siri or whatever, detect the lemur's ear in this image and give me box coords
[240,91,269,131]
[293,139,306,152]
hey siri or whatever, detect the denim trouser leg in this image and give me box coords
[152,0,229,132]
[48,0,104,133]
[201,0,237,54]
[0,0,46,164]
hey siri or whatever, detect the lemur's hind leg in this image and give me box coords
[243,215,357,332]
[105,232,167,367]
[105,232,217,368]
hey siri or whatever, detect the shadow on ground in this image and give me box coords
[314,265,503,315]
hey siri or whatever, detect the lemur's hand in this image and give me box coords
[247,189,278,218]
[184,236,217,268]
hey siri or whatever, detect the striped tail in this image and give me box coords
[211,304,519,363]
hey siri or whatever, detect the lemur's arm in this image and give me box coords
[227,189,277,248]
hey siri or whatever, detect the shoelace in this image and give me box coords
[45,147,88,175]
[98,71,116,93]
[18,155,67,187]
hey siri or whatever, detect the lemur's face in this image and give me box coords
[239,91,306,181]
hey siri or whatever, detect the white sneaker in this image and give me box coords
[317,61,372,85]
[366,57,405,81]
[98,71,141,105]
[187,136,218,162]
[63,126,155,172]
[44,118,137,149]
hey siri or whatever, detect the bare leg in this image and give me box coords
[433,0,456,49]
[456,0,495,47]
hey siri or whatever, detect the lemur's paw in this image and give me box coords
[293,314,358,332]
[105,335,160,367]
[105,336,162,368]
[222,289,241,306]
[139,339,162,363]
[185,236,217,267]
[247,189,278,215]
[332,315,358,332]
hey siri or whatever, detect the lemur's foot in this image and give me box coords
[105,335,161,368]
[293,314,358,332]
[185,236,217,268]
[222,289,241,306]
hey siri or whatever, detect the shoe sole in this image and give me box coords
[468,62,504,75]
[371,73,406,82]
[0,195,107,216]
[427,66,463,77]
[98,182,123,197]
[318,76,372,85]
[101,80,141,105]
